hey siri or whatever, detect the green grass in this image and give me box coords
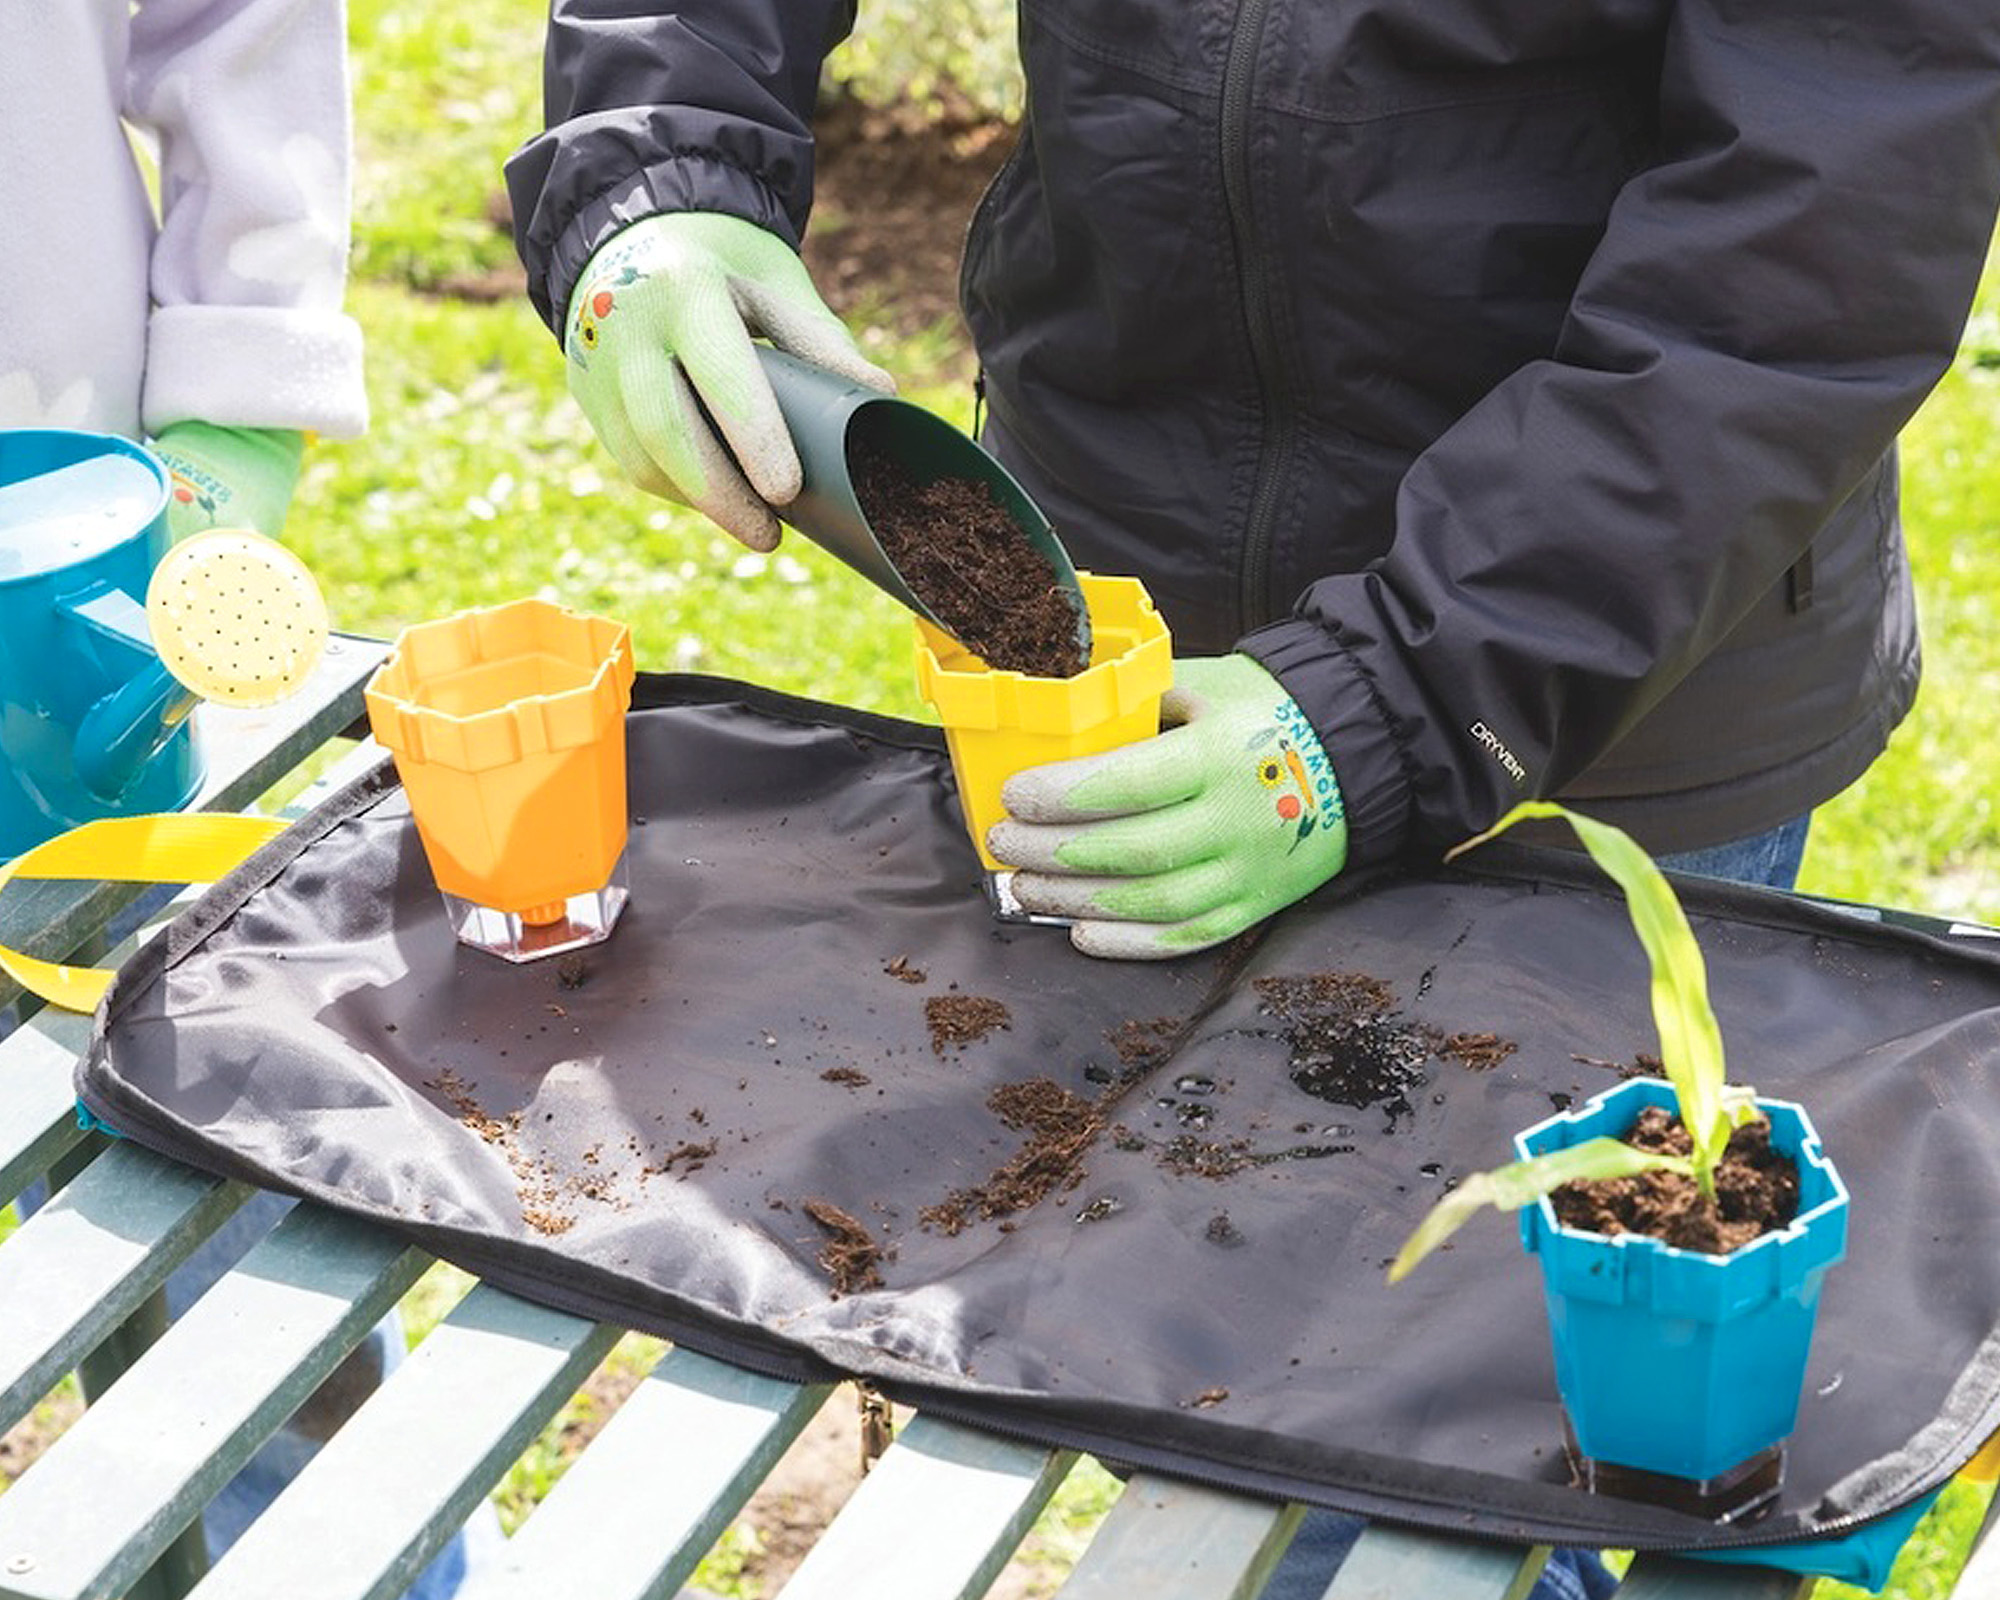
[1799,256,2000,924]
[344,1,545,289]
[322,0,976,721]
[319,9,2000,1594]
[1006,1457,1125,1593]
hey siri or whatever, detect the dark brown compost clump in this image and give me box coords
[920,1077,1106,1235]
[803,1197,888,1295]
[1550,1105,1800,1254]
[925,993,1012,1056]
[853,444,1086,679]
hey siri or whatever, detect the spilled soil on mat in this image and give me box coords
[419,958,1537,1292]
[921,1078,1107,1236]
[1551,1105,1800,1253]
[914,999,1204,1236]
[803,1198,891,1296]
[1251,972,1517,1134]
[924,992,1013,1056]
[913,965,1534,1237]
[423,1065,715,1238]
[853,444,1087,680]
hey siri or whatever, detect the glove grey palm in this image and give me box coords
[988,654,1350,959]
[564,212,893,551]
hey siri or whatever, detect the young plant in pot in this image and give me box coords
[1388,801,1849,1522]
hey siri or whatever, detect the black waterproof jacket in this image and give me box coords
[508,0,2000,868]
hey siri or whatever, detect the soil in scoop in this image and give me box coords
[1551,1105,1801,1254]
[851,443,1087,679]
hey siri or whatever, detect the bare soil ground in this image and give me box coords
[526,1363,1068,1598]
[706,1395,1075,1598]
[801,97,1016,336]
[0,1388,82,1487]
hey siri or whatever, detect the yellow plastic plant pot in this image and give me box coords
[914,571,1172,878]
[365,599,636,963]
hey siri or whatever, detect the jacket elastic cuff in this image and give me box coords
[542,154,798,340]
[143,305,368,439]
[1240,619,1416,871]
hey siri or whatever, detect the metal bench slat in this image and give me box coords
[1322,1523,1551,1600]
[779,1413,1074,1600]
[465,1347,832,1600]
[0,1201,424,1600]
[189,1284,619,1600]
[1615,1555,1812,1599]
[0,1140,247,1433]
[0,1014,95,1210]
[0,668,388,1206]
[1055,1473,1302,1600]
[1,722,397,1201]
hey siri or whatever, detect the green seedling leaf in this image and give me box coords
[1446,800,1736,1199]
[1386,1137,1688,1285]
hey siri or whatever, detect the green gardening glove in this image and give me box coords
[564,211,894,551]
[988,654,1350,960]
[149,421,305,542]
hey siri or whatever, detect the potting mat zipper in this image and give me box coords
[77,672,2000,1561]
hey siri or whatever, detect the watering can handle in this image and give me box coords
[0,813,286,1012]
[74,662,200,801]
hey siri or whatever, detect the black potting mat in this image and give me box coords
[77,675,2000,1558]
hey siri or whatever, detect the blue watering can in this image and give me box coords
[0,429,327,860]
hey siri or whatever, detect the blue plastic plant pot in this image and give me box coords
[1515,1078,1848,1486]
[0,429,199,859]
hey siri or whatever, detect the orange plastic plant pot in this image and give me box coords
[364,599,635,924]
[914,571,1172,869]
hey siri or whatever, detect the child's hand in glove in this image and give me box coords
[149,421,304,542]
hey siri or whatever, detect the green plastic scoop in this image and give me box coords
[754,346,1091,662]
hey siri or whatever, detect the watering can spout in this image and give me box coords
[76,523,328,803]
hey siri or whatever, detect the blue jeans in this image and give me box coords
[1656,814,1811,892]
[1264,815,1810,1600]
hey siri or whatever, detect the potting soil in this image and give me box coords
[852,446,1087,678]
[1552,1105,1803,1253]
[77,674,2000,1562]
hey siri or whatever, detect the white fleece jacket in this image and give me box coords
[0,0,367,440]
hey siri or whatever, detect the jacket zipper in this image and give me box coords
[1220,0,1294,636]
[960,128,1029,439]
[877,1381,1961,1558]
